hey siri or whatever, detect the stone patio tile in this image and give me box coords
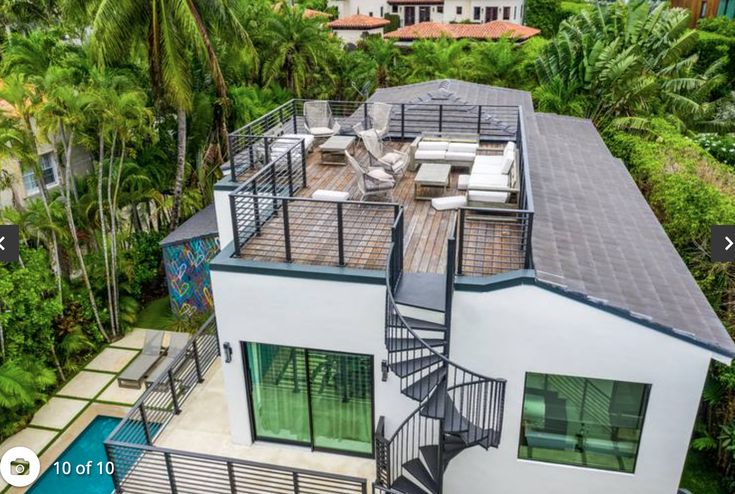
[96,380,146,405]
[30,397,87,430]
[0,428,57,491]
[85,347,138,373]
[57,371,115,400]
[112,328,177,351]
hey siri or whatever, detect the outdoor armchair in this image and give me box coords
[303,101,341,139]
[346,150,396,201]
[359,129,408,179]
[117,331,164,389]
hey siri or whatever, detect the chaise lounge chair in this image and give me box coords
[117,331,164,389]
[145,333,191,387]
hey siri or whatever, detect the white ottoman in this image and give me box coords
[431,195,467,211]
[458,174,470,191]
[313,189,350,201]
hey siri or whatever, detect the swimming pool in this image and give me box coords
[28,416,120,494]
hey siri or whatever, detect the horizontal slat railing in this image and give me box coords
[231,194,400,270]
[105,315,368,494]
[456,207,534,276]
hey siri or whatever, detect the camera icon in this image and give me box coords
[10,458,30,475]
[1,447,40,487]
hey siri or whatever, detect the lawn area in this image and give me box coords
[135,296,175,330]
[680,449,726,494]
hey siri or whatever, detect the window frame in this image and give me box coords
[456,5,462,15]
[22,152,58,196]
[473,6,481,20]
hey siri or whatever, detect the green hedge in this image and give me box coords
[383,13,400,33]
[604,120,735,321]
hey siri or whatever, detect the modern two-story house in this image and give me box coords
[105,80,735,494]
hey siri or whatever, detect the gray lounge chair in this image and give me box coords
[145,333,191,386]
[118,331,164,389]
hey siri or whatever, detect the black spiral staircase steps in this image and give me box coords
[403,367,447,401]
[392,355,444,378]
[386,337,446,351]
[400,316,447,333]
[392,476,433,494]
[404,458,439,494]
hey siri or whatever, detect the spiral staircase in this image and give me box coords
[375,212,507,494]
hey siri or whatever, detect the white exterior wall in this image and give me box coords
[214,186,234,248]
[445,284,715,494]
[328,0,524,25]
[210,269,419,446]
[334,27,386,44]
[329,0,387,18]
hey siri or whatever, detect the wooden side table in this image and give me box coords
[414,163,451,200]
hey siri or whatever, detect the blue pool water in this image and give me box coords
[28,416,120,494]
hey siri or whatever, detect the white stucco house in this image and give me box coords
[162,80,735,494]
[328,14,393,43]
[328,0,526,27]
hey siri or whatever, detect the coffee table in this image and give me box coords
[319,135,356,166]
[414,163,451,200]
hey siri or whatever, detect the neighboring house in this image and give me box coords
[671,0,735,23]
[160,204,220,317]
[384,19,539,43]
[105,79,735,494]
[328,14,392,43]
[328,0,525,27]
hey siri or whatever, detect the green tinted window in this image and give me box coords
[518,373,650,473]
[245,343,373,455]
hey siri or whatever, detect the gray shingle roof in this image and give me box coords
[160,204,218,246]
[372,79,734,358]
[528,113,735,358]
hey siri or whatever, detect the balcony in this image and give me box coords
[226,99,534,278]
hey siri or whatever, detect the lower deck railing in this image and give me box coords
[104,316,368,494]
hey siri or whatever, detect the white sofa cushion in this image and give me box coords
[458,174,470,191]
[473,161,505,175]
[282,133,315,150]
[415,149,446,161]
[468,190,510,203]
[418,140,450,151]
[504,141,516,155]
[312,189,350,201]
[309,126,337,136]
[383,152,405,165]
[431,195,467,211]
[468,173,509,191]
[445,151,475,162]
[447,142,478,154]
[367,169,394,182]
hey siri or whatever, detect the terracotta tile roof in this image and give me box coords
[328,14,391,29]
[303,8,330,18]
[384,21,540,40]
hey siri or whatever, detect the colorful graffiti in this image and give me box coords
[163,235,220,316]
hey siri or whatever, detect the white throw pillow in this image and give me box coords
[448,142,478,154]
[368,169,394,182]
[382,152,404,165]
[419,141,449,151]
[501,156,515,175]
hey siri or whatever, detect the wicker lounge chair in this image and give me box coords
[304,101,341,140]
[346,150,396,201]
[359,129,408,179]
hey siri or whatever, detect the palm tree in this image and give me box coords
[0,77,64,298]
[404,37,474,83]
[91,0,252,229]
[35,68,111,343]
[260,5,339,97]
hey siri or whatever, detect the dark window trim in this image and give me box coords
[241,341,376,459]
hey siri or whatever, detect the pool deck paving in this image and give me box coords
[0,328,172,494]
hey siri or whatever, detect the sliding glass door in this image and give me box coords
[243,343,374,456]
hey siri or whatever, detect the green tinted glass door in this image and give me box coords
[307,350,373,455]
[245,343,311,444]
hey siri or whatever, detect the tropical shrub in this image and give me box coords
[695,31,735,88]
[698,16,735,37]
[525,0,565,36]
[696,134,735,166]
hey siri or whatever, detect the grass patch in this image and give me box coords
[680,449,726,494]
[135,296,174,330]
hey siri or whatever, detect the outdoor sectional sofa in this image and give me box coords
[409,132,479,171]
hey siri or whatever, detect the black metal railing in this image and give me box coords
[228,99,521,182]
[105,316,368,494]
[231,194,400,270]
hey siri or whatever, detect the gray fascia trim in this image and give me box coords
[159,233,218,248]
[532,279,735,360]
[210,244,385,285]
[455,269,536,291]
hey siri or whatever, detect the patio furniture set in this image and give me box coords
[299,101,520,209]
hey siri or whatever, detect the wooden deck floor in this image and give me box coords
[239,141,524,274]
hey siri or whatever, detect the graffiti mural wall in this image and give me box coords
[162,235,220,316]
